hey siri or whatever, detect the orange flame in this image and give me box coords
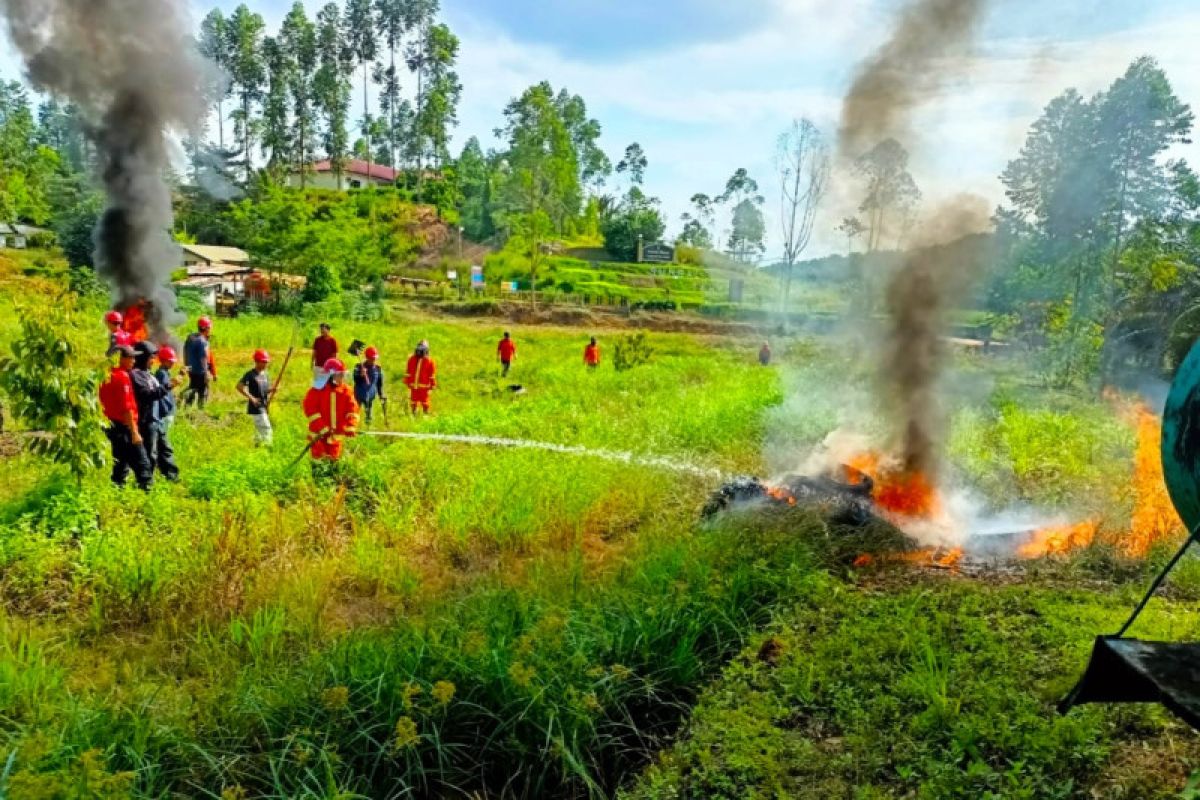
[119,301,149,343]
[845,452,942,521]
[765,485,797,506]
[1018,520,1099,559]
[1126,404,1182,557]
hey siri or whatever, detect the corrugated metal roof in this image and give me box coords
[186,263,253,277]
[181,244,250,264]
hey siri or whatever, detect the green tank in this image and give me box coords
[1162,341,1200,537]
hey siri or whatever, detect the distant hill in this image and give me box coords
[763,233,999,285]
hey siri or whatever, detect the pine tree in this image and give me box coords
[198,9,231,150]
[280,2,319,186]
[315,2,352,189]
[344,0,379,184]
[224,4,267,185]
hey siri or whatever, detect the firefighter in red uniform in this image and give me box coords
[404,340,437,415]
[99,345,154,490]
[303,358,360,460]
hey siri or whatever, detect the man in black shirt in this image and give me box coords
[237,349,276,446]
[131,341,181,481]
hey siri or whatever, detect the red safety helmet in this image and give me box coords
[104,310,123,325]
[158,345,178,365]
[253,349,271,363]
[323,357,346,373]
[198,316,212,331]
[364,346,379,360]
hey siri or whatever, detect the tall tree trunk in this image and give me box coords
[299,110,307,189]
[389,46,397,169]
[243,93,252,185]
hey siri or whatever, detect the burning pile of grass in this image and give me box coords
[710,401,1182,569]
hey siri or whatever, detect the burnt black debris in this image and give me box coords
[703,467,879,527]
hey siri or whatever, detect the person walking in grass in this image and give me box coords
[497,331,517,377]
[237,350,276,446]
[353,346,387,425]
[182,316,216,408]
[311,322,338,378]
[99,345,153,490]
[759,341,772,366]
[404,340,437,416]
[584,337,601,370]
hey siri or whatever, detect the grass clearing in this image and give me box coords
[0,268,1196,797]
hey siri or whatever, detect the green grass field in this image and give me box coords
[0,254,1198,798]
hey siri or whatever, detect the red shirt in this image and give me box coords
[99,367,137,425]
[498,338,516,361]
[312,334,339,367]
[584,344,601,365]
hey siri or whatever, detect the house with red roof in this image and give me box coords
[289,159,399,190]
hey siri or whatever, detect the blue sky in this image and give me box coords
[5,0,1200,258]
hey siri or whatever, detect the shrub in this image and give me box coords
[613,332,654,372]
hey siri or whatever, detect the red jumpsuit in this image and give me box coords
[404,355,437,412]
[584,343,601,367]
[303,383,360,459]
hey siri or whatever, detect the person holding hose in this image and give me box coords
[303,358,360,461]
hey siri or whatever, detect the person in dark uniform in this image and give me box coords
[131,341,180,481]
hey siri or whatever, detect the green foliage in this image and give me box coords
[302,261,341,302]
[628,576,1197,800]
[0,301,106,482]
[54,193,102,270]
[612,332,654,372]
[601,186,666,262]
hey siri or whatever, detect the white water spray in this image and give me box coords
[362,432,728,480]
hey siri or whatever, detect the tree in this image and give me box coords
[280,2,319,186]
[556,90,610,189]
[616,142,647,186]
[458,136,494,240]
[601,186,666,262]
[495,83,580,304]
[678,192,716,249]
[314,3,352,189]
[720,168,765,263]
[374,0,408,170]
[854,138,920,252]
[495,82,581,236]
[344,0,379,187]
[260,36,293,179]
[198,10,231,150]
[0,302,107,485]
[55,192,103,269]
[0,82,59,225]
[404,0,440,176]
[838,216,866,254]
[775,119,830,310]
[413,23,461,174]
[225,5,267,185]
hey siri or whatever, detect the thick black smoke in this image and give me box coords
[0,0,214,341]
[836,0,990,480]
